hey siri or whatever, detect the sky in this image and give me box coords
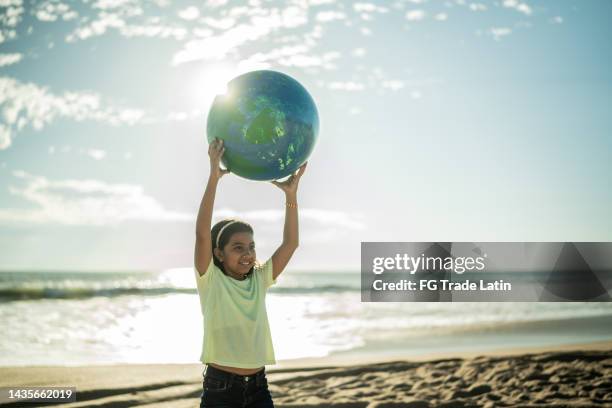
[0,0,610,272]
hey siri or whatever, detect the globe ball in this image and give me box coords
[206,70,319,181]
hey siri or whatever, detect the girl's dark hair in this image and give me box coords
[211,219,255,278]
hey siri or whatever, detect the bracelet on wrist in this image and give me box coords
[286,202,298,209]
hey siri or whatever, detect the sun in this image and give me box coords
[194,61,271,111]
[194,64,237,111]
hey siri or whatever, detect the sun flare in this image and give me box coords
[194,64,237,110]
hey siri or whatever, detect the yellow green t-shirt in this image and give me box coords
[194,258,277,368]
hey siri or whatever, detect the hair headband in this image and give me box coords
[215,220,238,248]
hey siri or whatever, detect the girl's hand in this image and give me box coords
[208,138,230,180]
[271,162,307,196]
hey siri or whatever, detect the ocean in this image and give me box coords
[1,269,612,367]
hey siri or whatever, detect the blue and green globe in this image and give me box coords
[206,70,319,181]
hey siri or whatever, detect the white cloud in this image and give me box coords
[235,30,330,70]
[502,0,532,16]
[382,80,405,91]
[242,44,310,66]
[0,0,24,44]
[0,124,11,150]
[315,11,346,22]
[406,10,425,21]
[328,81,365,91]
[278,51,340,70]
[92,0,139,11]
[34,1,78,22]
[65,9,189,43]
[0,0,23,7]
[178,6,200,20]
[47,145,110,160]
[172,6,311,66]
[0,0,23,26]
[173,23,269,65]
[0,76,145,150]
[167,112,188,121]
[353,3,388,13]
[551,16,563,24]
[63,0,196,42]
[307,0,335,5]
[434,13,448,21]
[0,171,192,226]
[65,12,126,41]
[87,148,107,160]
[282,6,308,28]
[469,3,487,11]
[303,24,324,46]
[201,16,236,30]
[192,27,213,39]
[0,53,22,66]
[352,48,366,57]
[119,23,187,40]
[354,2,388,22]
[206,0,228,7]
[490,27,512,40]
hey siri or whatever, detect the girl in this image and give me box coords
[194,138,306,408]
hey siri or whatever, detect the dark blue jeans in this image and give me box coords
[200,364,274,408]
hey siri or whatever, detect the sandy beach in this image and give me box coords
[1,341,611,407]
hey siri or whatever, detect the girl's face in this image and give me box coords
[215,232,256,279]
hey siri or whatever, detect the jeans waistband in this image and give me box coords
[204,364,265,383]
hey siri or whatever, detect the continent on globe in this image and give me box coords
[206,70,319,181]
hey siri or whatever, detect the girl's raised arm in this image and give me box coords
[194,139,229,277]
[270,163,307,280]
